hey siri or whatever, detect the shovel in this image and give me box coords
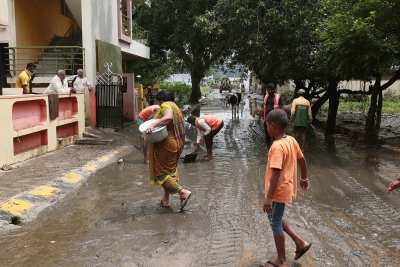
[180,152,198,163]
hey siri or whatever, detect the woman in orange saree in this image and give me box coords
[144,91,192,210]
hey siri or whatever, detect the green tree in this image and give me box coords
[319,0,400,139]
[126,51,179,87]
[132,0,231,103]
[201,0,345,134]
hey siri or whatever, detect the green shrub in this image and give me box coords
[159,82,212,107]
[384,89,400,102]
[320,99,400,114]
[160,82,191,107]
[340,93,368,102]
[200,86,212,96]
[281,89,295,104]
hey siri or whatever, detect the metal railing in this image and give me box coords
[6,46,85,77]
[132,22,148,45]
[121,13,131,37]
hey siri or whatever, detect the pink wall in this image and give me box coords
[12,100,47,131]
[58,97,78,120]
[123,73,135,121]
[57,122,78,138]
[90,88,96,126]
[14,130,48,155]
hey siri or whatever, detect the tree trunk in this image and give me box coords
[365,74,381,141]
[374,90,383,133]
[189,70,204,117]
[189,71,203,104]
[366,89,378,139]
[325,77,340,135]
[325,87,340,135]
[311,91,329,118]
[293,79,304,98]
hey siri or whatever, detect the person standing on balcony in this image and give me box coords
[15,62,36,94]
[68,69,93,93]
[44,70,76,94]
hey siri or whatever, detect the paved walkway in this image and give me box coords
[0,124,142,225]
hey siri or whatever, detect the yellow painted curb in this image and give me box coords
[99,156,110,162]
[0,199,35,216]
[82,164,98,171]
[29,186,60,198]
[61,173,84,184]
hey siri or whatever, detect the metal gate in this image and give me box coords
[96,63,123,129]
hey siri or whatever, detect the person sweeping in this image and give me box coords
[187,115,224,161]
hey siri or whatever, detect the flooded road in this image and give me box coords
[1,90,400,267]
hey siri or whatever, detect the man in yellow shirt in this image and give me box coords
[15,63,36,94]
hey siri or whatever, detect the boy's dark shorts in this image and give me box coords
[293,126,307,133]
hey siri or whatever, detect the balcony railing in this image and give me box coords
[132,22,148,45]
[6,46,85,77]
[121,13,131,37]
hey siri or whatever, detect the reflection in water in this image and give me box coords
[324,134,337,154]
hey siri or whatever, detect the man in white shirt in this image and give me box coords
[44,70,76,94]
[68,69,93,92]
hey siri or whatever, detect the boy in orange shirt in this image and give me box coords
[261,109,312,267]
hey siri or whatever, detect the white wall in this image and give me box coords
[81,0,149,84]
[0,0,16,45]
[342,79,400,96]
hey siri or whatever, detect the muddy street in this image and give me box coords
[1,90,400,267]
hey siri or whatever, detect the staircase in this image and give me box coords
[34,35,83,77]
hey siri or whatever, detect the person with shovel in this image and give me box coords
[290,89,312,152]
[187,115,224,161]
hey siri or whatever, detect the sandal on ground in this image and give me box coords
[260,261,279,267]
[156,199,170,207]
[204,157,212,161]
[294,243,312,260]
[180,191,192,210]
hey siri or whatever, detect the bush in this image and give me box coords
[340,93,368,102]
[384,89,400,102]
[200,86,212,96]
[160,82,191,107]
[281,89,295,104]
[159,82,212,107]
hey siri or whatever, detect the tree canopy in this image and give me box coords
[132,0,232,103]
[133,0,400,138]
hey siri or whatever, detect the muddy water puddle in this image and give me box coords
[1,90,400,266]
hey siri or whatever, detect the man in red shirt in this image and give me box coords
[257,83,284,151]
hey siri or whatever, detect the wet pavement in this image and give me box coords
[1,89,400,267]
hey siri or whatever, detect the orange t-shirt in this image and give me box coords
[138,105,159,121]
[265,136,303,203]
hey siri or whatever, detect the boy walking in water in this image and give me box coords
[261,109,312,267]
